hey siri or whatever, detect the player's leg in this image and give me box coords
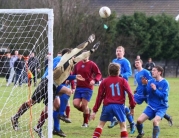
[125,106,135,134]
[73,87,94,126]
[65,101,70,119]
[33,106,47,138]
[152,108,167,138]
[56,85,72,123]
[92,121,106,138]
[73,41,100,63]
[136,106,151,138]
[11,98,36,131]
[152,116,162,138]
[73,88,83,112]
[53,96,66,137]
[77,88,92,127]
[81,98,91,127]
[108,116,118,128]
[11,78,47,131]
[163,113,173,126]
[57,34,95,67]
[136,113,148,138]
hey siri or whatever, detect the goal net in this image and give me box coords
[0,9,54,138]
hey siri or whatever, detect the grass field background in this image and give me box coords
[0,77,179,138]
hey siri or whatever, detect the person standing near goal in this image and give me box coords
[28,52,40,87]
[90,63,136,138]
[7,50,19,86]
[4,52,11,83]
[72,50,102,128]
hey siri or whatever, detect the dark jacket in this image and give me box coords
[145,62,155,72]
[4,57,11,73]
[14,59,25,71]
[28,57,40,71]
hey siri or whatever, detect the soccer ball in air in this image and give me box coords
[99,6,111,18]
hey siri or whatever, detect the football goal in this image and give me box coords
[0,9,54,138]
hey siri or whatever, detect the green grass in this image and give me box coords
[0,78,179,138]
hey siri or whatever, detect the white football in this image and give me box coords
[99,6,111,18]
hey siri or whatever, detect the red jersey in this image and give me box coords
[73,60,102,90]
[93,76,136,113]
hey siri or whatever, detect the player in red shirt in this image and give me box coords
[90,63,136,138]
[73,50,102,127]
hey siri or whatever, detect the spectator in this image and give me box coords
[14,54,25,87]
[4,53,11,83]
[133,55,141,86]
[7,50,19,86]
[28,52,40,86]
[145,58,155,74]
[44,54,51,72]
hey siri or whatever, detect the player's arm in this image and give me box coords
[145,70,153,80]
[122,60,132,79]
[123,79,136,110]
[66,74,85,81]
[91,82,105,120]
[152,81,169,99]
[91,62,102,84]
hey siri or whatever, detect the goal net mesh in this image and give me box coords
[0,9,53,138]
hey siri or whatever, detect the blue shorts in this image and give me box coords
[100,104,126,123]
[134,94,147,105]
[56,84,66,94]
[143,106,167,120]
[73,87,93,102]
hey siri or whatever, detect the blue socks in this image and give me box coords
[125,107,134,124]
[53,111,60,131]
[136,123,143,134]
[59,94,70,115]
[153,126,160,138]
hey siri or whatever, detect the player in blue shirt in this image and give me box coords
[136,66,170,138]
[109,46,135,134]
[134,59,153,104]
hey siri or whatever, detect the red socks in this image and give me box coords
[37,111,48,129]
[121,131,128,138]
[65,106,70,118]
[92,127,102,138]
[83,114,89,124]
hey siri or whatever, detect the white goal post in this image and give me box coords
[0,9,53,138]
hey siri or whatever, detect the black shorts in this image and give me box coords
[31,78,56,105]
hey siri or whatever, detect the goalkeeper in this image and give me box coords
[11,34,100,131]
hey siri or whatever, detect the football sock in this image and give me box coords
[59,94,70,115]
[153,126,160,138]
[92,127,102,138]
[65,106,70,118]
[164,114,170,120]
[53,111,60,131]
[136,123,143,134]
[14,102,30,119]
[125,107,134,124]
[84,114,89,124]
[37,111,48,129]
[121,131,128,138]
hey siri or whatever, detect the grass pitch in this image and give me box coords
[0,78,179,138]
